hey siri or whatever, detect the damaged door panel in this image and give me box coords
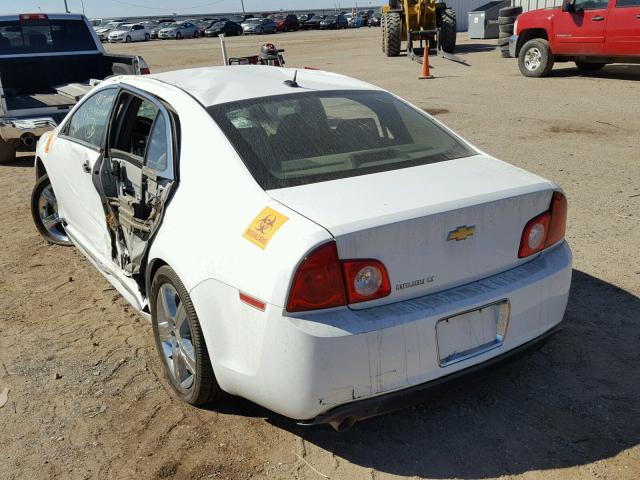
[94,89,177,279]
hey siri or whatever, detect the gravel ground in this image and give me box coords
[0,28,639,480]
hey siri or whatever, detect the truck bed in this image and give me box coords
[6,92,76,111]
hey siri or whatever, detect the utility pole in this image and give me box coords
[240,0,245,13]
[63,0,70,13]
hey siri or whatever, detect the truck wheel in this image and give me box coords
[384,12,401,57]
[518,38,554,77]
[31,174,72,246]
[575,61,605,71]
[151,265,222,406]
[0,139,16,163]
[437,8,457,54]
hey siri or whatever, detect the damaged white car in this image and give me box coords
[31,66,572,430]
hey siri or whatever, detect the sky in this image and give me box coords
[2,0,378,18]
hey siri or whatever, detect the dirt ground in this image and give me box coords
[1,28,639,480]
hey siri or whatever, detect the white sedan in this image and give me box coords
[30,66,572,430]
[108,23,150,43]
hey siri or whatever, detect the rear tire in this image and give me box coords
[437,8,457,54]
[151,266,222,406]
[145,33,150,41]
[125,35,131,43]
[518,38,554,77]
[30,174,72,246]
[0,139,16,163]
[176,32,182,39]
[575,61,605,71]
[384,12,401,57]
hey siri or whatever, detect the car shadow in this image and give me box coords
[550,64,640,81]
[455,43,497,53]
[0,153,35,168]
[210,269,640,478]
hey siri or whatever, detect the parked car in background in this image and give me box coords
[320,14,348,29]
[298,13,315,25]
[158,21,199,39]
[95,21,125,42]
[272,14,300,32]
[510,0,640,77]
[302,15,325,29]
[0,13,149,163]
[30,66,571,430]
[150,21,172,39]
[242,18,277,34]
[204,20,243,37]
[369,13,382,27]
[108,23,150,43]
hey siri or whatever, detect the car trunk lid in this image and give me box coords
[268,155,557,309]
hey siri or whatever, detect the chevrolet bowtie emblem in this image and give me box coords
[447,225,476,241]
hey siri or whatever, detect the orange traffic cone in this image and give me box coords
[419,41,433,79]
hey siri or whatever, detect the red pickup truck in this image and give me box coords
[509,0,640,76]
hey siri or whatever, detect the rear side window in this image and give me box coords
[207,90,474,190]
[0,20,97,55]
[616,0,640,6]
[65,88,118,148]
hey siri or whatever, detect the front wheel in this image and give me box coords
[176,32,182,39]
[518,38,554,77]
[575,61,605,71]
[125,35,131,43]
[31,174,72,246]
[437,8,457,54]
[145,33,150,41]
[151,266,222,405]
[384,12,401,57]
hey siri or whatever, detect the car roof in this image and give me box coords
[134,66,380,107]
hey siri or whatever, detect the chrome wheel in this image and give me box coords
[156,283,196,391]
[38,184,68,243]
[524,47,542,71]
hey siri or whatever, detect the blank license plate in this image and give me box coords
[436,301,510,367]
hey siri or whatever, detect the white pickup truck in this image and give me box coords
[0,13,149,163]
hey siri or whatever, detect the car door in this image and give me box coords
[100,89,176,275]
[606,0,640,54]
[553,0,610,54]
[49,87,119,259]
[132,24,143,41]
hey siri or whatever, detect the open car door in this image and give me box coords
[95,88,177,279]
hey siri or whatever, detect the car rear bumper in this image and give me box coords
[191,241,572,421]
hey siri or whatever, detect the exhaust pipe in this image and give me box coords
[329,416,357,432]
[21,134,36,147]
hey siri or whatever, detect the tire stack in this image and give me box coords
[497,6,522,58]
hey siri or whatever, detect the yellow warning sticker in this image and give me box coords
[242,207,289,250]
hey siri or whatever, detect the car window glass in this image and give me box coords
[66,88,118,148]
[616,0,640,6]
[145,113,169,172]
[208,91,474,189]
[574,0,608,9]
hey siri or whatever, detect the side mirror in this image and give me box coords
[562,0,576,12]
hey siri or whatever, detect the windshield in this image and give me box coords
[166,23,181,28]
[0,19,97,54]
[208,91,475,190]
[212,21,225,28]
[324,16,336,20]
[245,18,261,24]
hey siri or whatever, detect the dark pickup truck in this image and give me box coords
[0,13,149,162]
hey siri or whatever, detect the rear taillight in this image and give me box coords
[518,191,567,258]
[286,242,347,312]
[342,260,391,304]
[20,14,48,22]
[286,242,391,312]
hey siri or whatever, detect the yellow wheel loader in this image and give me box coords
[382,0,457,57]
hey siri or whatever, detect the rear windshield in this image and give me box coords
[207,90,475,190]
[0,19,97,55]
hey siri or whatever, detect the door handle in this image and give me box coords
[591,16,605,21]
[82,160,91,173]
[636,14,640,19]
